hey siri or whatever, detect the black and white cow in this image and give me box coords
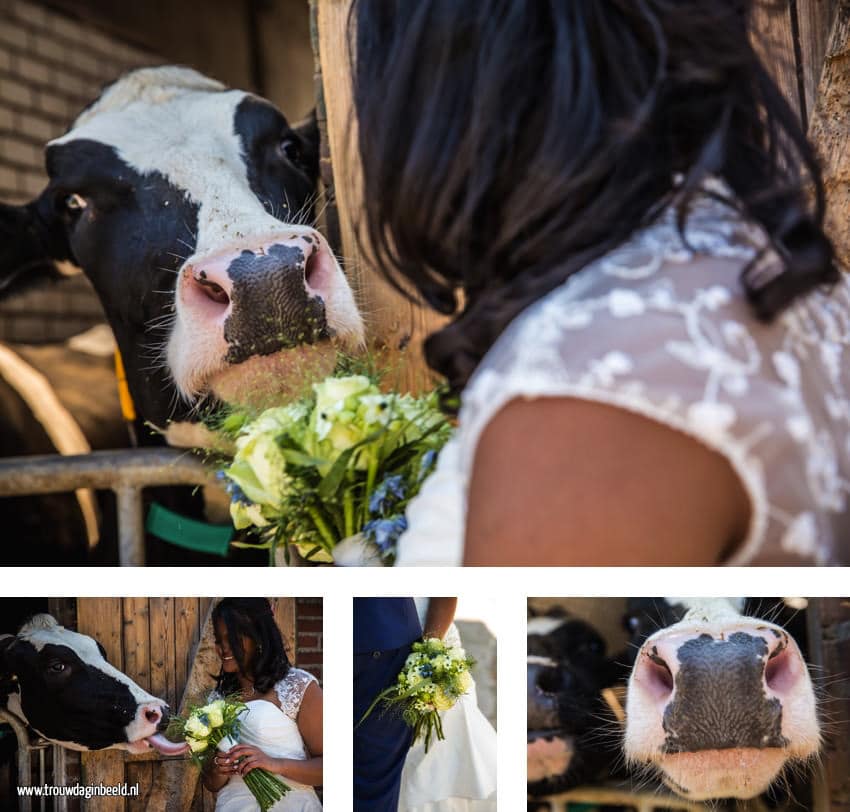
[527,610,625,796]
[0,614,184,755]
[0,66,364,443]
[528,598,820,802]
[624,597,819,801]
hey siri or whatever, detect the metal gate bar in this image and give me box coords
[0,448,216,566]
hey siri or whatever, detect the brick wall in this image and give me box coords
[295,596,323,684]
[0,0,160,342]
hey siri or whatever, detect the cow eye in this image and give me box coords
[48,661,66,673]
[64,193,88,212]
[277,137,302,167]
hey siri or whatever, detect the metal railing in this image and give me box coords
[0,448,216,566]
[0,709,67,812]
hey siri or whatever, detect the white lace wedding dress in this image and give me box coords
[398,599,497,812]
[397,181,850,566]
[215,669,322,812]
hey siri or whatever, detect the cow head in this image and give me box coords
[527,612,623,795]
[624,598,820,800]
[0,67,364,439]
[0,614,168,752]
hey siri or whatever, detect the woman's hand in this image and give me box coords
[201,752,235,792]
[226,744,279,777]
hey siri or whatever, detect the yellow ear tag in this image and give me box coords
[114,349,137,422]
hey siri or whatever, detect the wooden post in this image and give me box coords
[143,601,220,812]
[808,1,850,269]
[77,599,126,812]
[315,0,447,393]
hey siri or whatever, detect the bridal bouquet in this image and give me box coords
[166,697,290,812]
[218,373,452,565]
[359,638,475,752]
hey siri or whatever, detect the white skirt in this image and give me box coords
[399,683,497,812]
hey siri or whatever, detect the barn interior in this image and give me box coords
[0,596,322,811]
[0,0,316,565]
[527,597,850,812]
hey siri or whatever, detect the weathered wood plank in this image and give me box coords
[751,0,804,120]
[273,597,297,664]
[174,598,200,700]
[144,602,220,812]
[149,598,176,708]
[807,1,850,268]
[78,599,125,812]
[797,0,841,122]
[316,0,447,393]
[122,598,151,694]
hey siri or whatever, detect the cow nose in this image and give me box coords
[180,232,332,363]
[527,660,565,730]
[637,625,798,753]
[142,705,162,726]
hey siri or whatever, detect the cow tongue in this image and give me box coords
[144,733,189,756]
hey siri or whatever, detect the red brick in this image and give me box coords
[297,634,320,649]
[33,34,68,65]
[298,618,323,634]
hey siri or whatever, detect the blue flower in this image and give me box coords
[363,515,409,553]
[368,475,407,516]
[419,663,434,677]
[417,450,437,482]
[222,477,251,506]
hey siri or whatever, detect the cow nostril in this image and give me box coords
[536,667,563,695]
[145,708,161,724]
[194,274,230,306]
[765,643,796,694]
[641,652,675,700]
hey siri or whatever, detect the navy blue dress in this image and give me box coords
[353,598,422,811]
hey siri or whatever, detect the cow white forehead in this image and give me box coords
[16,614,158,705]
[666,597,745,620]
[527,616,568,637]
[73,66,226,128]
[49,66,280,259]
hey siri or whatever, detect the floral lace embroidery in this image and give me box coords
[453,187,850,565]
[276,668,317,720]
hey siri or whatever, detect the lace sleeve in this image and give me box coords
[458,239,850,565]
[276,668,318,720]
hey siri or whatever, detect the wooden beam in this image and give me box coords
[316,0,447,393]
[797,0,841,123]
[807,1,850,268]
[78,599,126,812]
[751,0,804,121]
[143,601,220,812]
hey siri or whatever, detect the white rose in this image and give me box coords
[185,715,210,739]
[187,737,208,753]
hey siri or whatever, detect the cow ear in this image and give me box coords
[0,196,71,301]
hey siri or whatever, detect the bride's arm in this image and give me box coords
[424,598,457,639]
[229,682,324,786]
[201,755,232,793]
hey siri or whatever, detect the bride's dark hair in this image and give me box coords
[213,598,291,695]
[353,0,838,396]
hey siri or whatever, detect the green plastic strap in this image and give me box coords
[145,502,233,557]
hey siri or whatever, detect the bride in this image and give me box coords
[399,598,497,812]
[202,598,323,811]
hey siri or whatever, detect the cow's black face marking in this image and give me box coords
[44,139,200,429]
[4,640,138,750]
[662,633,787,753]
[223,243,329,363]
[234,97,318,223]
